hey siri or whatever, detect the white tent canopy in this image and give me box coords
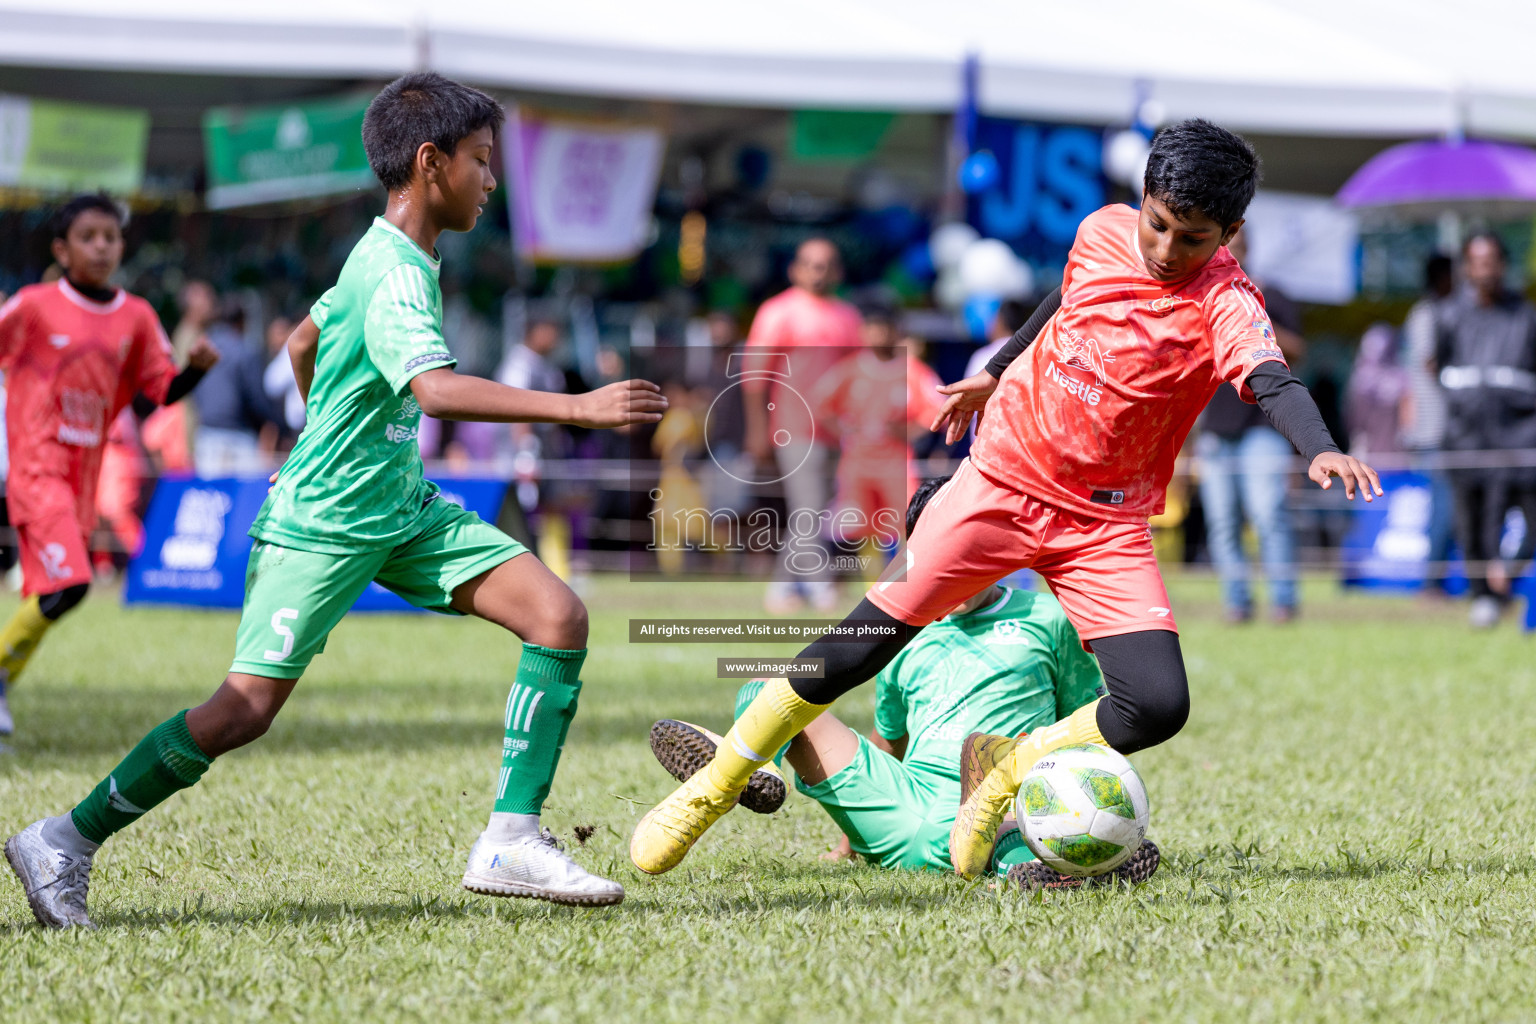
[0,0,1532,139]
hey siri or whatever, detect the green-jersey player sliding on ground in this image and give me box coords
[645,478,1160,890]
[5,73,667,928]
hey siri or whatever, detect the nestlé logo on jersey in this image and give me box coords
[1046,324,1116,406]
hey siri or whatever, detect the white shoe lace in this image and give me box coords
[49,855,91,916]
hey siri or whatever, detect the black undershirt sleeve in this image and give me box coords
[984,286,1062,380]
[1246,360,1341,463]
[131,366,208,418]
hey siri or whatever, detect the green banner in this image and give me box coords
[790,109,895,160]
[204,94,375,209]
[0,94,149,193]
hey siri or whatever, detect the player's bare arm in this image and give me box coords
[286,314,319,402]
[409,367,667,428]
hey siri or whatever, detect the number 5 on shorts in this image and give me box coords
[263,608,300,662]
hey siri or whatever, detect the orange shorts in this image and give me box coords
[867,458,1176,644]
[17,509,93,598]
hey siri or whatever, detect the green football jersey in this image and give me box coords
[873,586,1104,780]
[250,217,457,554]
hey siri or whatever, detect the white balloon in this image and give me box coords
[957,238,1032,298]
[929,221,980,272]
[1103,129,1151,188]
[933,267,968,310]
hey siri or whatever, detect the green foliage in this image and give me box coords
[4,576,1536,1022]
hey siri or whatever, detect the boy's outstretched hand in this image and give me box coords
[571,379,668,429]
[930,370,999,445]
[186,335,221,371]
[1308,452,1383,501]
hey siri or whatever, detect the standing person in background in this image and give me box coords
[966,298,1032,382]
[811,303,944,570]
[698,310,751,520]
[193,304,278,475]
[1344,324,1409,461]
[1401,255,1455,593]
[1194,224,1308,623]
[496,318,573,575]
[1435,233,1536,629]
[743,237,862,614]
[262,313,306,447]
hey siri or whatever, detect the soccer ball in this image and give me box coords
[1015,743,1149,877]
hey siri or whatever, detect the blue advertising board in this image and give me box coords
[1339,471,1437,591]
[968,116,1107,269]
[125,475,510,612]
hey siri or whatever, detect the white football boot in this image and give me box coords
[0,680,13,736]
[462,828,623,907]
[5,819,96,929]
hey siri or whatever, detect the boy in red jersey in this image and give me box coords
[811,304,944,552]
[631,119,1381,878]
[0,195,217,736]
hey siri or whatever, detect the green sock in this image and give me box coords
[71,710,214,844]
[991,825,1035,873]
[734,680,791,767]
[492,644,585,815]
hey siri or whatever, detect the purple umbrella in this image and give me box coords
[1337,138,1536,219]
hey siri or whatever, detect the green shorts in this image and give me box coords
[796,734,1034,874]
[230,497,526,677]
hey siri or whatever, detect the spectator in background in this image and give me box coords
[1344,323,1409,460]
[262,313,305,445]
[193,303,278,475]
[496,317,574,576]
[1195,224,1307,623]
[1435,233,1536,629]
[1400,254,1456,592]
[698,310,751,517]
[145,280,219,472]
[966,298,1032,381]
[743,237,862,614]
[171,281,217,364]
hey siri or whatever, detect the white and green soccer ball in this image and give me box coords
[1015,743,1150,877]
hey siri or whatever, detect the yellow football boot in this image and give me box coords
[950,756,1022,879]
[959,731,1019,808]
[629,769,741,875]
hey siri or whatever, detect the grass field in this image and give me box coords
[4,574,1536,1022]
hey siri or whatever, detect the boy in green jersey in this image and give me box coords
[646,478,1160,888]
[5,73,666,928]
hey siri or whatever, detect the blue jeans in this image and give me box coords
[1196,427,1297,613]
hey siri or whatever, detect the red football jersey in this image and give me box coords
[0,279,176,525]
[812,349,944,460]
[971,204,1284,523]
[742,287,863,442]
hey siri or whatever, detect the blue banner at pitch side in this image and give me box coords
[124,475,510,612]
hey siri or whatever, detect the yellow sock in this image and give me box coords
[705,678,828,793]
[0,596,53,685]
[1003,698,1107,784]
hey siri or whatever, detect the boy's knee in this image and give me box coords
[536,594,587,649]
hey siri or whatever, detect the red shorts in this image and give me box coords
[867,458,1176,643]
[16,508,93,598]
[831,458,916,543]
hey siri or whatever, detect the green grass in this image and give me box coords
[4,574,1536,1022]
